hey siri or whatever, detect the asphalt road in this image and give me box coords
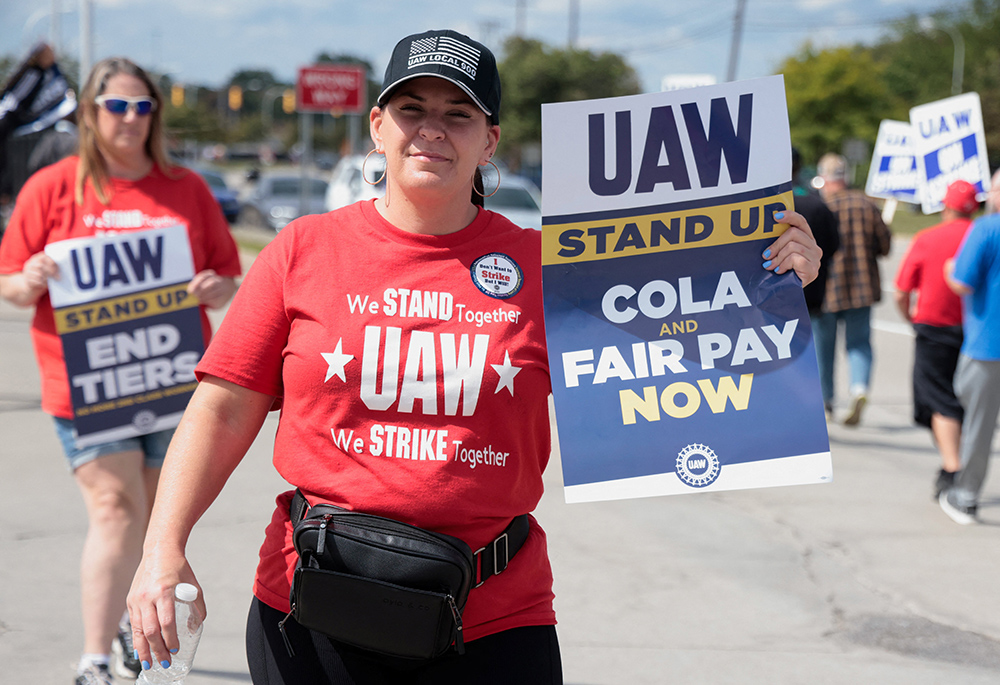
[2,233,1000,684]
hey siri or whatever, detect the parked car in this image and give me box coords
[192,166,240,223]
[325,153,386,211]
[242,174,329,231]
[484,175,542,230]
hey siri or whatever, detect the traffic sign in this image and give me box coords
[296,64,366,114]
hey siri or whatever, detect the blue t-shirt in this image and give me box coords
[952,214,1000,360]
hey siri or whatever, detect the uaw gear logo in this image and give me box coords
[675,443,721,488]
[471,252,523,299]
[131,410,157,432]
[408,36,480,78]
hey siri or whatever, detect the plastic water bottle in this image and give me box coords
[135,583,204,684]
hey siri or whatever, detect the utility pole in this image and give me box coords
[568,0,579,48]
[479,19,502,47]
[79,0,92,84]
[51,0,61,54]
[726,0,747,82]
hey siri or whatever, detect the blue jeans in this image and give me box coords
[810,306,873,404]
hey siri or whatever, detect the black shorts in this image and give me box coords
[245,597,563,685]
[912,324,964,428]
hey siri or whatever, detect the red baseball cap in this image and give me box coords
[944,180,979,214]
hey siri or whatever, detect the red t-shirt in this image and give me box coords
[195,200,556,641]
[895,218,973,327]
[0,157,242,418]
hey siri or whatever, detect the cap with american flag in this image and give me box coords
[378,29,501,125]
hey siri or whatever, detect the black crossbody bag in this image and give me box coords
[280,490,529,661]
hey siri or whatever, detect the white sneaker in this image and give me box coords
[111,619,141,678]
[74,663,112,685]
[939,489,978,525]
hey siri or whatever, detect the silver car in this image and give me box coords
[484,175,542,230]
[325,154,386,211]
[243,174,330,231]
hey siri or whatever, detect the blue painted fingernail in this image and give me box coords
[133,650,139,660]
[763,249,771,258]
[774,211,785,219]
[775,267,783,274]
[170,649,178,654]
[142,661,151,671]
[763,260,772,268]
[161,660,171,669]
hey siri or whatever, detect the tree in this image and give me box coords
[873,0,1000,168]
[779,44,902,168]
[497,37,641,168]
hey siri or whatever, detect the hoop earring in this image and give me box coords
[473,160,501,198]
[363,149,386,186]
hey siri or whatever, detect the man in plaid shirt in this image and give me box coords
[813,153,893,426]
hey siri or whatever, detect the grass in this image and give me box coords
[883,202,941,236]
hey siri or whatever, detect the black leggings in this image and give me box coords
[246,597,563,685]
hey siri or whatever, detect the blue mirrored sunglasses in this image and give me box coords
[95,95,157,115]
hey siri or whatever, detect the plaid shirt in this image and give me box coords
[822,188,893,312]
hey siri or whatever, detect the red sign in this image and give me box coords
[296,64,366,113]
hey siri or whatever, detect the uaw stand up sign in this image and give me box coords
[541,76,832,503]
[45,226,203,448]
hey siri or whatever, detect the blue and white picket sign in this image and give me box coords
[865,119,921,204]
[45,225,203,448]
[909,92,991,214]
[541,76,831,504]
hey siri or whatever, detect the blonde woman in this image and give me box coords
[0,57,241,685]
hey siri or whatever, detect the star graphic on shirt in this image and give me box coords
[321,340,354,383]
[491,351,522,396]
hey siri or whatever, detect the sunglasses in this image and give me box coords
[95,95,158,116]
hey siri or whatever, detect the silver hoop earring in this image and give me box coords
[363,149,386,186]
[473,160,501,198]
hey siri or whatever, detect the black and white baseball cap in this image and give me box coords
[378,29,501,125]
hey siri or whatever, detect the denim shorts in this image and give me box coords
[53,416,174,471]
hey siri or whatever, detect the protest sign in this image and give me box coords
[541,76,831,503]
[45,225,203,447]
[909,92,991,214]
[865,120,921,204]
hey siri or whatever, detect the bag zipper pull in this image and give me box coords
[447,595,465,655]
[278,606,296,657]
[316,515,331,557]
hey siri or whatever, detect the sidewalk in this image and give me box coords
[2,235,1000,684]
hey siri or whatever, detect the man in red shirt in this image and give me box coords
[895,180,979,497]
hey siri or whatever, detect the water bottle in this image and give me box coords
[135,583,204,684]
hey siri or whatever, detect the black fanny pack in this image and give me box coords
[281,490,529,660]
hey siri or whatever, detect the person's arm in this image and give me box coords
[762,209,822,286]
[944,258,973,296]
[187,269,238,309]
[0,251,58,307]
[127,375,274,669]
[873,205,893,257]
[894,289,913,322]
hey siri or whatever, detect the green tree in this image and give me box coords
[873,0,1000,168]
[163,102,224,143]
[779,44,902,168]
[497,37,641,167]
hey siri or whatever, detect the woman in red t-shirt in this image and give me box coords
[125,31,822,685]
[0,57,240,685]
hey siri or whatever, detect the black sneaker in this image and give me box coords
[111,620,141,678]
[74,663,112,685]
[933,469,956,500]
[939,488,978,525]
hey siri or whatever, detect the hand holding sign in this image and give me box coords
[762,210,821,285]
[187,269,237,309]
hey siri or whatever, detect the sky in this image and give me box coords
[3,0,958,94]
